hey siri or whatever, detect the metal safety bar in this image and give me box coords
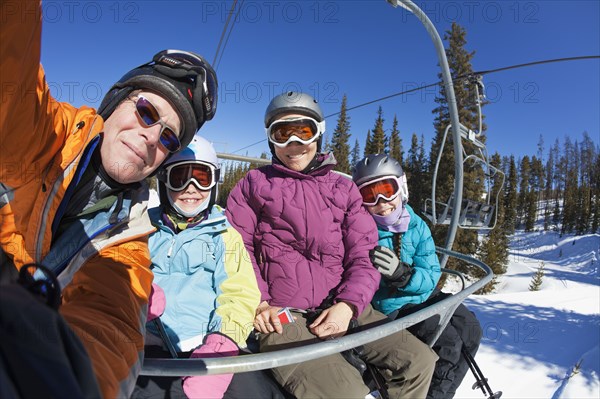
[140,247,492,376]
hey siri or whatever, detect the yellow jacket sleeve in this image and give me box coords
[1,3,155,398]
[215,228,261,346]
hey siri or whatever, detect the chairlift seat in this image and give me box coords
[423,196,495,228]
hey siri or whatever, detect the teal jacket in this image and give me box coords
[372,204,441,315]
[146,205,260,351]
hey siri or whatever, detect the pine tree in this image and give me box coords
[503,155,518,234]
[577,132,597,233]
[526,155,542,231]
[429,22,485,274]
[370,106,387,154]
[405,133,429,212]
[477,153,510,293]
[555,138,568,230]
[552,199,561,229]
[321,132,332,153]
[331,94,352,173]
[536,135,546,199]
[562,138,579,233]
[364,130,373,156]
[388,115,403,163]
[543,200,551,231]
[351,139,361,168]
[517,156,532,230]
[591,149,600,233]
[528,261,545,291]
[544,142,555,230]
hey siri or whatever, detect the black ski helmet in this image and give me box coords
[98,49,218,149]
[352,154,409,203]
[264,91,325,153]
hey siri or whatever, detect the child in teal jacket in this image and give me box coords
[353,154,483,399]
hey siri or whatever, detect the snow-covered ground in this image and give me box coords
[454,229,600,399]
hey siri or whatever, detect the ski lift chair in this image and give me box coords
[423,73,505,230]
[423,121,505,230]
[424,156,504,230]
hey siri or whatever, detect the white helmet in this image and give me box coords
[156,134,220,217]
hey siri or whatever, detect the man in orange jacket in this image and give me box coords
[0,2,218,397]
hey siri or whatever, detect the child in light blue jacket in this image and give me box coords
[134,135,284,399]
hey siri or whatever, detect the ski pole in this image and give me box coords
[462,346,502,399]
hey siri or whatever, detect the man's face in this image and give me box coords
[100,91,182,184]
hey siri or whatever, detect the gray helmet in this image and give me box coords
[353,154,409,204]
[352,154,405,186]
[264,91,324,127]
[98,49,218,150]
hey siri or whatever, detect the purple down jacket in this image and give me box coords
[226,154,380,316]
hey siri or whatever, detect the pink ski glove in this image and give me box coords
[182,333,239,399]
[147,283,166,322]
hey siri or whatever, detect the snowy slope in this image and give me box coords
[455,230,600,399]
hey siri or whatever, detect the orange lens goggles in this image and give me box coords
[271,122,316,143]
[359,178,400,206]
[165,162,215,191]
[267,117,322,147]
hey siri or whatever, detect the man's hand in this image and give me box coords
[254,301,285,334]
[309,302,355,339]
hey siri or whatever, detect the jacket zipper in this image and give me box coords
[167,237,176,258]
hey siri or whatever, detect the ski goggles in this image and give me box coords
[161,160,217,191]
[134,95,181,153]
[153,50,218,123]
[265,117,325,148]
[358,175,407,206]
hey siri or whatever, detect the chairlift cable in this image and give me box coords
[326,55,600,118]
[470,55,600,77]
[213,0,238,70]
[232,55,599,153]
[215,0,245,72]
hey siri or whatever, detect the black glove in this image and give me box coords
[369,246,413,288]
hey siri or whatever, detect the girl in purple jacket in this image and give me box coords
[226,92,437,398]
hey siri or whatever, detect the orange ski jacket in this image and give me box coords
[1,2,155,397]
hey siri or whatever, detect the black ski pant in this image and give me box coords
[391,292,483,399]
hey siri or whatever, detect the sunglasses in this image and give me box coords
[358,176,404,206]
[265,117,325,148]
[134,96,181,153]
[161,160,217,191]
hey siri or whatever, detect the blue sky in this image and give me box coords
[40,0,599,160]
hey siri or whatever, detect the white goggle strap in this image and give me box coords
[399,174,409,203]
